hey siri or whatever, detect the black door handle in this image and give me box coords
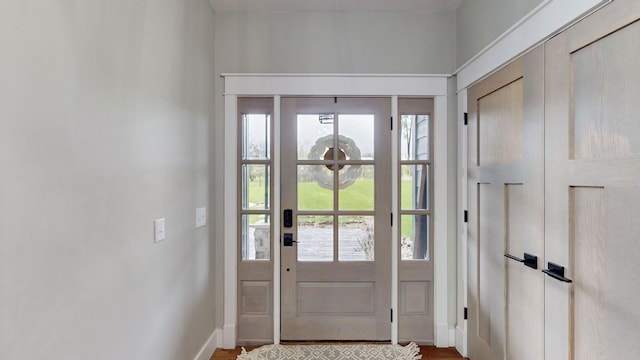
[283,233,297,247]
[504,253,524,262]
[504,252,538,269]
[542,262,572,283]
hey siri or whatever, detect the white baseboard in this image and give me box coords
[435,323,449,347]
[448,327,456,347]
[223,324,236,349]
[194,328,223,360]
[455,325,467,357]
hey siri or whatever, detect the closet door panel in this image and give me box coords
[544,1,640,358]
[467,45,544,360]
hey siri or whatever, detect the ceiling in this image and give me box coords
[210,0,465,13]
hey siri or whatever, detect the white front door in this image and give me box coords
[280,97,391,341]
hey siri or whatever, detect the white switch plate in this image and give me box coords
[195,207,206,228]
[154,218,166,242]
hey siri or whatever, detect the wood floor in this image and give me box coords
[210,344,467,359]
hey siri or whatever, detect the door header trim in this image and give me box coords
[222,74,448,96]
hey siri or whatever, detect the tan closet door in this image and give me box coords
[280,97,391,341]
[544,1,640,359]
[467,45,545,360]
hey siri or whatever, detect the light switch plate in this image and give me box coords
[195,207,206,228]
[154,218,166,242]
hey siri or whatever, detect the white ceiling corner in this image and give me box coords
[209,0,465,13]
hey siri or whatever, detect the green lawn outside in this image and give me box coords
[246,179,415,237]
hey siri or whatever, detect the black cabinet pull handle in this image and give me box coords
[504,252,538,269]
[504,253,524,262]
[542,262,572,283]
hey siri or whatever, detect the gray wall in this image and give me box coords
[0,1,216,359]
[457,0,543,67]
[215,11,457,74]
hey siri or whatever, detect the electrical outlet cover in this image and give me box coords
[154,218,166,242]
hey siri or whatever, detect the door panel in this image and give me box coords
[476,183,499,348]
[397,98,434,344]
[505,184,544,360]
[468,45,544,360]
[478,79,523,166]
[570,186,606,360]
[237,98,274,344]
[280,97,391,341]
[545,1,640,358]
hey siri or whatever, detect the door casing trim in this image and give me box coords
[223,75,449,349]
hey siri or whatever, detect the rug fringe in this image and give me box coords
[405,342,422,360]
[235,346,248,359]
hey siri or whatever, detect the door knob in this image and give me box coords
[283,233,297,247]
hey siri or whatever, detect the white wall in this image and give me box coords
[456,0,543,68]
[446,77,459,336]
[0,1,217,359]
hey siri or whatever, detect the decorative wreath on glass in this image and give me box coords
[307,134,362,190]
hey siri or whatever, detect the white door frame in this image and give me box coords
[222,74,449,348]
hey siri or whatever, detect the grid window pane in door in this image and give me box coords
[338,114,375,160]
[339,165,374,211]
[241,214,271,261]
[400,164,429,210]
[297,215,333,262]
[401,214,429,260]
[297,165,334,211]
[242,164,270,210]
[242,114,270,160]
[338,216,374,261]
[297,114,334,160]
[401,115,430,161]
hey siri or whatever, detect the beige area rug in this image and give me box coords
[237,342,422,360]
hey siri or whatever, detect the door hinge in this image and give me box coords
[463,112,468,125]
[390,116,393,131]
[390,309,393,322]
[464,210,468,223]
[464,307,468,320]
[390,213,393,226]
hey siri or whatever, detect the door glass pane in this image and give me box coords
[338,216,374,261]
[242,164,270,210]
[241,214,270,260]
[401,115,430,160]
[298,165,334,211]
[338,114,375,160]
[297,114,334,160]
[242,114,270,160]
[401,215,429,260]
[298,215,333,262]
[339,165,374,210]
[400,164,429,210]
